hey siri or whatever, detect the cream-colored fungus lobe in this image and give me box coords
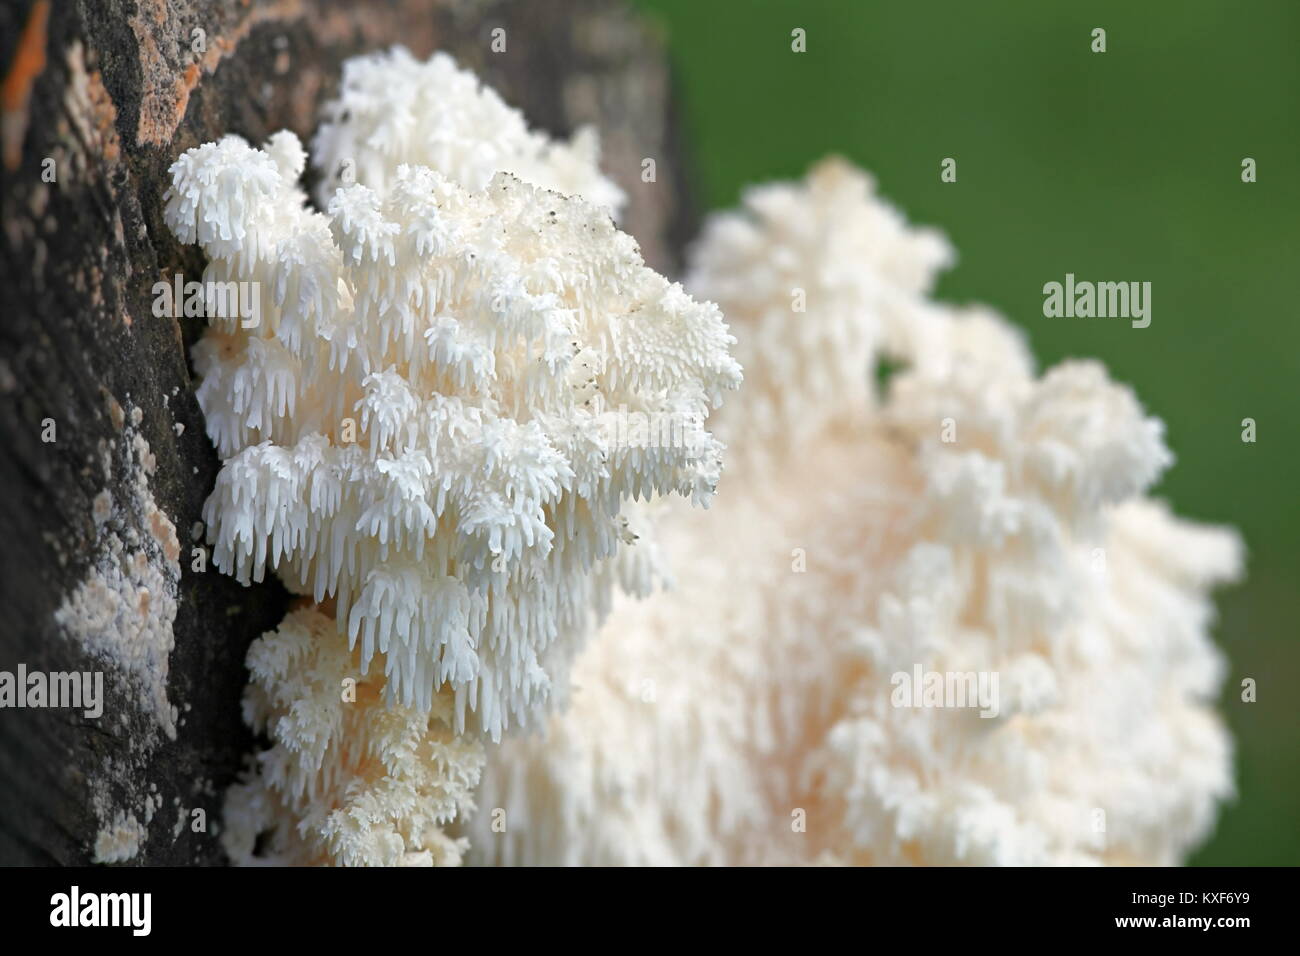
[468,160,1241,867]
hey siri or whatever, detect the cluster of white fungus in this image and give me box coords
[163,50,739,864]
[310,48,625,215]
[222,608,484,866]
[468,159,1241,866]
[171,45,1237,865]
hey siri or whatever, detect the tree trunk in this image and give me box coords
[0,0,693,865]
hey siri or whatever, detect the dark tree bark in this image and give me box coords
[0,0,694,865]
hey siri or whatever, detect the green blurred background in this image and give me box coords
[634,0,1298,865]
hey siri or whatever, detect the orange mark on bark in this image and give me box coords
[1,0,52,171]
[164,61,202,139]
[131,0,306,146]
[65,41,122,167]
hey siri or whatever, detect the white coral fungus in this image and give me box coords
[468,159,1242,866]
[310,48,625,215]
[163,50,739,865]
[222,608,484,867]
